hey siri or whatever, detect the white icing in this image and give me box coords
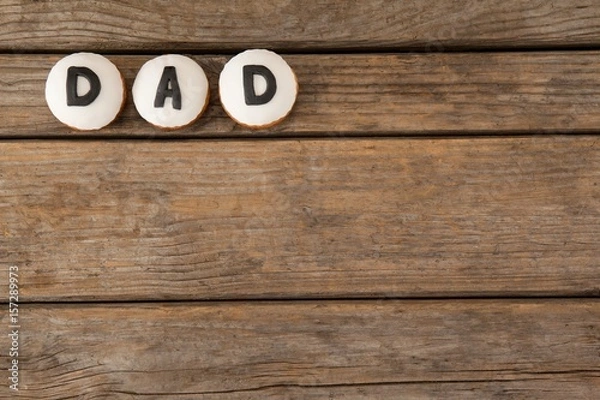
[253,75,268,96]
[219,49,298,128]
[76,78,91,97]
[45,53,124,131]
[132,55,209,129]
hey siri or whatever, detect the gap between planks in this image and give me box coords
[3,294,600,307]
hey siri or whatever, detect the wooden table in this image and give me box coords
[1,1,599,398]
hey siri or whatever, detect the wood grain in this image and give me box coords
[2,3,598,398]
[1,1,600,52]
[1,137,598,301]
[3,52,600,138]
[1,300,598,398]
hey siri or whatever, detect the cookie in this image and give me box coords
[219,49,298,129]
[45,53,125,131]
[132,55,210,129]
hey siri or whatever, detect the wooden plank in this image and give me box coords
[1,137,598,301]
[1,300,598,398]
[3,52,600,138]
[1,1,600,52]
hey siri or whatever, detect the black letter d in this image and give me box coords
[66,66,101,106]
[243,65,277,105]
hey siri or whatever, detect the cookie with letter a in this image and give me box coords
[132,54,210,130]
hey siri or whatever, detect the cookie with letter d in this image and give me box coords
[219,49,298,129]
[45,53,126,131]
[132,55,210,129]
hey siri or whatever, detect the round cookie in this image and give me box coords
[132,55,210,129]
[45,53,125,131]
[219,49,298,129]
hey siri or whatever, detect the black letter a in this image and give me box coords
[66,66,101,106]
[154,66,182,110]
[243,65,277,105]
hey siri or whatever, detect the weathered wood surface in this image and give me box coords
[2,52,600,138]
[1,137,598,301]
[0,300,598,398]
[1,1,600,52]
